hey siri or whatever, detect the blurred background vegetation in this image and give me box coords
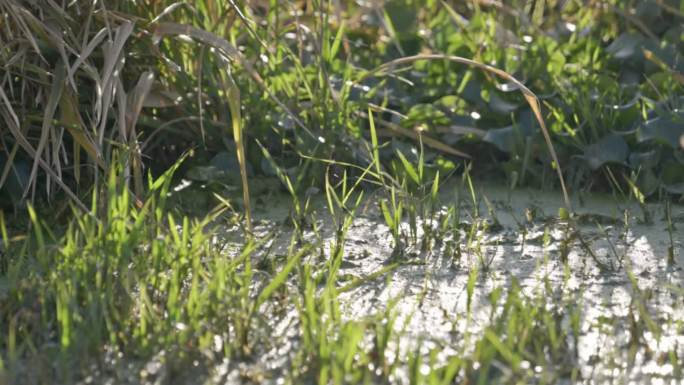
[1,0,684,210]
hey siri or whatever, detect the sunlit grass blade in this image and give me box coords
[368,108,384,185]
[220,71,252,234]
[255,244,312,310]
[396,149,420,185]
[431,170,440,203]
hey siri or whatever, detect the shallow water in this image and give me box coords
[80,182,684,384]
[240,183,684,384]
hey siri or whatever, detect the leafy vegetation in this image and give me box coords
[2,0,684,208]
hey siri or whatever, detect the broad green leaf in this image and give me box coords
[661,162,684,193]
[488,93,519,115]
[606,32,645,61]
[637,114,684,148]
[583,134,629,170]
[628,150,660,170]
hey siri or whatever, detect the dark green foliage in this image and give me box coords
[2,0,684,210]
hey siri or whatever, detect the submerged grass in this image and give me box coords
[1,158,310,383]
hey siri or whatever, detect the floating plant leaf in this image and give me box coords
[637,114,684,148]
[637,167,660,197]
[483,121,534,154]
[460,79,484,105]
[628,150,660,170]
[385,0,417,32]
[488,93,519,115]
[661,162,684,194]
[606,32,645,61]
[583,134,629,170]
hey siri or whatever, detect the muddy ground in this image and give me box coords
[229,182,684,384]
[82,182,684,385]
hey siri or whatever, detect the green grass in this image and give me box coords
[4,150,683,384]
[0,157,588,384]
[1,0,684,384]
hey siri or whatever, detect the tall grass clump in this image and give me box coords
[0,156,307,383]
[0,1,262,217]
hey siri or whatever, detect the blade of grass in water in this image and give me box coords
[255,244,312,309]
[368,108,384,185]
[222,72,252,234]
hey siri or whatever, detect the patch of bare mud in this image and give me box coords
[236,184,684,384]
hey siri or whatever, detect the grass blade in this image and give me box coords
[25,60,67,199]
[396,149,420,185]
[152,22,316,140]
[219,71,251,234]
[0,74,89,213]
[368,108,384,185]
[255,245,312,310]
